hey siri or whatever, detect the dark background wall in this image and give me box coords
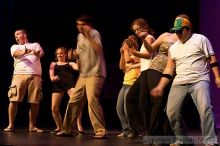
[200,0,220,128]
[1,0,219,130]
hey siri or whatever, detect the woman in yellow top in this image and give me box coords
[116,35,141,137]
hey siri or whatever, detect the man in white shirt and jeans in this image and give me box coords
[151,14,220,146]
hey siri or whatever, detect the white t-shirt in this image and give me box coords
[76,29,106,78]
[11,42,44,75]
[169,33,214,85]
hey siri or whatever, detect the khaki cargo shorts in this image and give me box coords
[8,74,43,103]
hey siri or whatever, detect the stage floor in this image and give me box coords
[0,128,218,146]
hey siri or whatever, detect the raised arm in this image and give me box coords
[129,35,155,59]
[69,62,79,71]
[84,30,103,55]
[119,48,126,72]
[143,33,167,53]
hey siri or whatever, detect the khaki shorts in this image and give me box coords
[8,74,43,103]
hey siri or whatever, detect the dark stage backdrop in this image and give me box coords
[1,0,219,130]
[200,0,220,128]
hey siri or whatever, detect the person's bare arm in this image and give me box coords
[210,55,220,88]
[119,45,126,72]
[12,47,31,58]
[143,33,166,53]
[122,43,135,63]
[129,36,155,59]
[70,62,79,71]
[126,63,141,72]
[49,62,59,82]
[151,54,176,97]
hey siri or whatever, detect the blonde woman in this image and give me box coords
[49,47,83,134]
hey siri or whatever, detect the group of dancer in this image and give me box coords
[116,14,220,146]
[4,14,107,139]
[3,13,220,145]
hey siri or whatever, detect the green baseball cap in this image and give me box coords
[170,17,191,32]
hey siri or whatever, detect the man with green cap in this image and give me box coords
[150,14,220,146]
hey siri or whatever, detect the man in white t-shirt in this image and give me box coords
[151,14,220,145]
[4,29,44,133]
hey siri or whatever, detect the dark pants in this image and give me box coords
[146,69,173,136]
[126,70,151,134]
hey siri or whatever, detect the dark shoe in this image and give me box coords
[78,130,84,135]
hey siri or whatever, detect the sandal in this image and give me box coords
[4,127,13,132]
[29,127,43,133]
[93,131,107,139]
[93,134,107,139]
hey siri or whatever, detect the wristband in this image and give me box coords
[210,62,219,68]
[162,74,172,80]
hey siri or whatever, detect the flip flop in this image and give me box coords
[4,127,13,132]
[93,131,107,139]
[29,127,43,133]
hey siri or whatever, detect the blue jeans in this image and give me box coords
[166,81,218,145]
[116,85,131,135]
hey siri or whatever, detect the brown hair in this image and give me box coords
[15,28,27,33]
[125,35,139,50]
[76,14,93,26]
[130,18,154,36]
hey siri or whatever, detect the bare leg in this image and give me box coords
[77,111,83,132]
[51,92,63,131]
[4,101,19,131]
[29,103,43,132]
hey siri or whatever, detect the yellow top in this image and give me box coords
[123,67,140,85]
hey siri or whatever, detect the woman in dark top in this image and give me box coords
[49,47,83,134]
